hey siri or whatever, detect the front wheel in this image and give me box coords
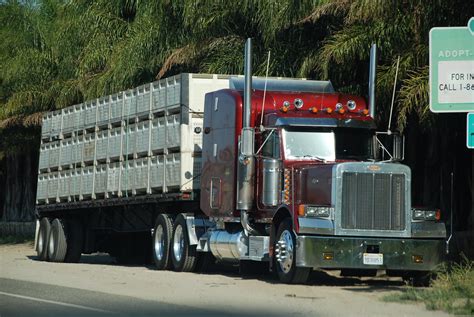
[274,218,311,284]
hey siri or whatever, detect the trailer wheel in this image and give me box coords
[171,214,197,272]
[64,218,83,263]
[47,218,67,262]
[274,218,311,284]
[37,218,51,261]
[153,214,173,270]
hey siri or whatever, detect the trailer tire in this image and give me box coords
[153,214,173,270]
[64,218,83,263]
[48,218,67,262]
[171,214,197,272]
[274,218,311,284]
[37,218,51,261]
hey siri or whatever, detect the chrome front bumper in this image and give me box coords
[296,235,445,271]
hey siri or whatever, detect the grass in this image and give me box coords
[0,235,34,245]
[384,258,474,315]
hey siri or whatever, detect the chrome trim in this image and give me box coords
[411,222,447,238]
[298,217,334,235]
[296,235,445,271]
[368,44,377,119]
[274,117,376,129]
[332,162,412,238]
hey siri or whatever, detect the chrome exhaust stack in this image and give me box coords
[368,44,377,119]
[237,38,258,235]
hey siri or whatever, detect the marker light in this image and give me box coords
[310,107,318,113]
[338,108,346,114]
[326,107,333,114]
[280,106,288,113]
[347,100,357,110]
[294,98,304,109]
[362,109,369,115]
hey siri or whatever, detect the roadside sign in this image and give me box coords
[468,113,474,149]
[430,18,474,113]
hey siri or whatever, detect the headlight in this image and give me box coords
[412,208,440,221]
[347,100,356,110]
[304,206,334,218]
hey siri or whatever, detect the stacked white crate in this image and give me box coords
[36,73,231,204]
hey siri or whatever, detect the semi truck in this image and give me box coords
[35,39,446,284]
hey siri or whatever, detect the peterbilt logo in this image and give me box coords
[367,165,381,171]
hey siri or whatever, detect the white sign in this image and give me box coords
[438,61,474,104]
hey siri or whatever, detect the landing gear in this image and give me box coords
[274,218,311,284]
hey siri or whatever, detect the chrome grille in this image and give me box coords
[341,172,405,231]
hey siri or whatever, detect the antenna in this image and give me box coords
[388,56,400,133]
[260,50,271,130]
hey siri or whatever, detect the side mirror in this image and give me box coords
[374,132,405,162]
[240,127,255,156]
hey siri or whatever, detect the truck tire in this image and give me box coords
[171,214,197,272]
[37,218,51,261]
[48,218,67,262]
[153,214,173,270]
[64,218,83,263]
[274,218,311,284]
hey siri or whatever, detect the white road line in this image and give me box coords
[0,291,113,314]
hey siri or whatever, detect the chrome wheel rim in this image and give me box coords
[275,230,294,274]
[173,225,184,262]
[38,229,44,253]
[154,225,164,261]
[48,230,55,257]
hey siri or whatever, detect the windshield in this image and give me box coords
[282,128,372,161]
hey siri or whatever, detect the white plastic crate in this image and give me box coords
[110,93,123,122]
[84,100,97,127]
[51,110,62,137]
[150,155,164,189]
[166,114,180,148]
[165,153,180,188]
[124,90,137,118]
[94,164,107,194]
[82,133,95,162]
[80,166,94,197]
[60,138,73,167]
[136,84,151,114]
[151,117,165,150]
[97,96,109,124]
[41,113,52,138]
[58,171,71,199]
[49,141,60,168]
[62,107,75,132]
[39,144,48,171]
[36,174,48,202]
[69,168,81,197]
[107,127,122,159]
[166,76,181,106]
[134,158,149,192]
[122,124,136,156]
[121,160,134,192]
[107,162,121,194]
[96,130,108,161]
[152,81,166,112]
[47,172,59,201]
[136,121,150,154]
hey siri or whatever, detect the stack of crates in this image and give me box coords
[36,73,230,204]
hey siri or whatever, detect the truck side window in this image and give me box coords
[261,131,280,159]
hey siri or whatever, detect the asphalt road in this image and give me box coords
[0,243,450,317]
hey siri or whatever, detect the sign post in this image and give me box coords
[430,18,474,113]
[468,113,474,149]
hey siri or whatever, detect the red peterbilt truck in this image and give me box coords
[35,39,446,284]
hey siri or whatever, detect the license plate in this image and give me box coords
[363,253,383,265]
